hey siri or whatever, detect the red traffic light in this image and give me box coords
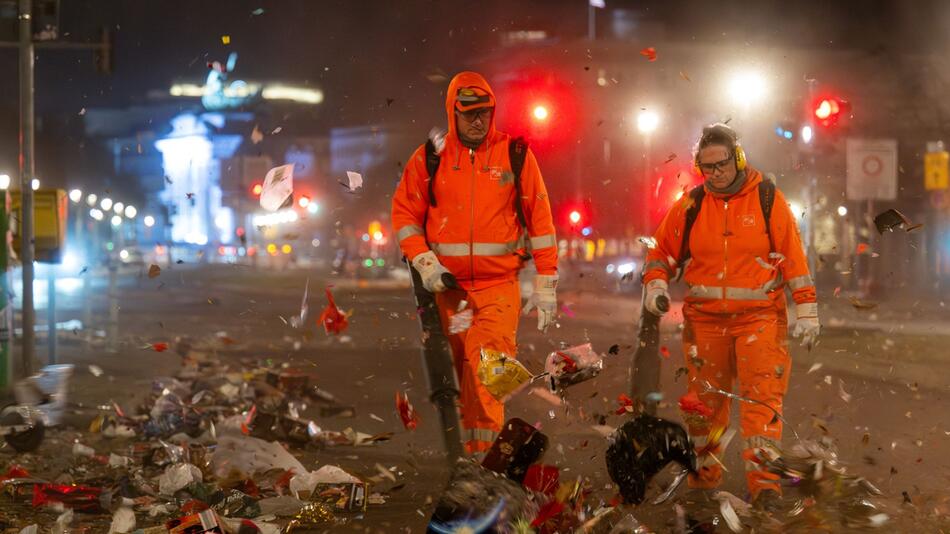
[813,97,850,127]
[532,104,550,122]
[251,182,263,196]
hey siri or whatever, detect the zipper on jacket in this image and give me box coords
[469,148,476,287]
[722,200,729,291]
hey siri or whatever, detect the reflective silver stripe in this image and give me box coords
[787,275,814,290]
[687,286,723,299]
[727,287,770,300]
[463,428,498,443]
[529,233,557,249]
[396,224,424,242]
[687,286,770,301]
[432,240,520,257]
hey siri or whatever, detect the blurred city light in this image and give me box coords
[306,202,319,215]
[143,215,155,227]
[86,193,98,207]
[837,205,848,217]
[636,110,659,134]
[569,210,582,224]
[113,202,125,214]
[727,70,768,106]
[297,196,310,208]
[787,201,804,220]
[111,215,122,227]
[252,209,298,227]
[125,205,137,218]
[30,178,39,190]
[119,249,130,261]
[101,197,113,211]
[280,244,292,254]
[801,125,814,144]
[90,208,104,221]
[69,189,82,203]
[0,175,9,190]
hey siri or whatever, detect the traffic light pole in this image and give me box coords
[18,0,36,377]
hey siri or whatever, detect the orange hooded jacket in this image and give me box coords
[392,71,558,290]
[643,168,816,313]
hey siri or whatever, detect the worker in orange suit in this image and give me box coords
[391,71,559,454]
[641,123,819,510]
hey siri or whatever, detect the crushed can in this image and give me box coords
[482,418,548,483]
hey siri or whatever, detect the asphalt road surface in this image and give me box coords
[2,263,949,532]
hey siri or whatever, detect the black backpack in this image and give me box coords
[678,176,776,268]
[423,136,531,258]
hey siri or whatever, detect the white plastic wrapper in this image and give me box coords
[345,171,363,191]
[448,300,473,334]
[544,343,604,391]
[260,164,294,211]
[72,442,95,457]
[158,463,202,495]
[108,507,135,533]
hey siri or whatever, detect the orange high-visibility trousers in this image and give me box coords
[436,279,520,453]
[681,300,790,498]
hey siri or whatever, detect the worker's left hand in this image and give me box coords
[523,274,558,332]
[792,302,820,349]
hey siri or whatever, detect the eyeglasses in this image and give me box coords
[697,155,734,174]
[457,108,493,123]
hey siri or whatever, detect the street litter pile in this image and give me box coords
[0,335,390,533]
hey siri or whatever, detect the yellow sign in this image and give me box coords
[925,151,949,190]
[11,189,67,263]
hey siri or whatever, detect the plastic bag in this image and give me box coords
[477,349,533,402]
[158,463,202,495]
[108,507,135,533]
[211,435,307,478]
[289,465,360,500]
[544,343,604,390]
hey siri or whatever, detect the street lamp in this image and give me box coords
[837,205,848,217]
[69,189,82,203]
[86,193,98,207]
[30,178,39,191]
[100,197,113,211]
[113,201,124,215]
[110,215,122,227]
[0,174,9,190]
[726,70,768,107]
[143,215,155,227]
[636,110,659,134]
[124,205,137,219]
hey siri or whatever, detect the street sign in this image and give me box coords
[846,138,898,201]
[11,188,66,263]
[925,151,949,190]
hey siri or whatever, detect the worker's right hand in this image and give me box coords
[644,279,670,316]
[412,251,451,293]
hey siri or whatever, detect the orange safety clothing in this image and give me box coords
[436,279,520,453]
[644,167,815,497]
[643,167,816,312]
[391,71,558,291]
[392,71,558,454]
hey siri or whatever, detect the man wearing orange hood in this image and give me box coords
[642,124,819,509]
[392,72,558,453]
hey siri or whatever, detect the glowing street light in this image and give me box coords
[636,110,659,134]
[113,201,124,215]
[837,205,848,217]
[801,125,814,144]
[86,193,98,206]
[30,178,39,191]
[726,70,768,107]
[101,197,113,211]
[569,210,582,224]
[69,189,82,203]
[124,205,137,218]
[110,215,122,227]
[0,175,9,190]
[90,208,104,221]
[143,215,155,227]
